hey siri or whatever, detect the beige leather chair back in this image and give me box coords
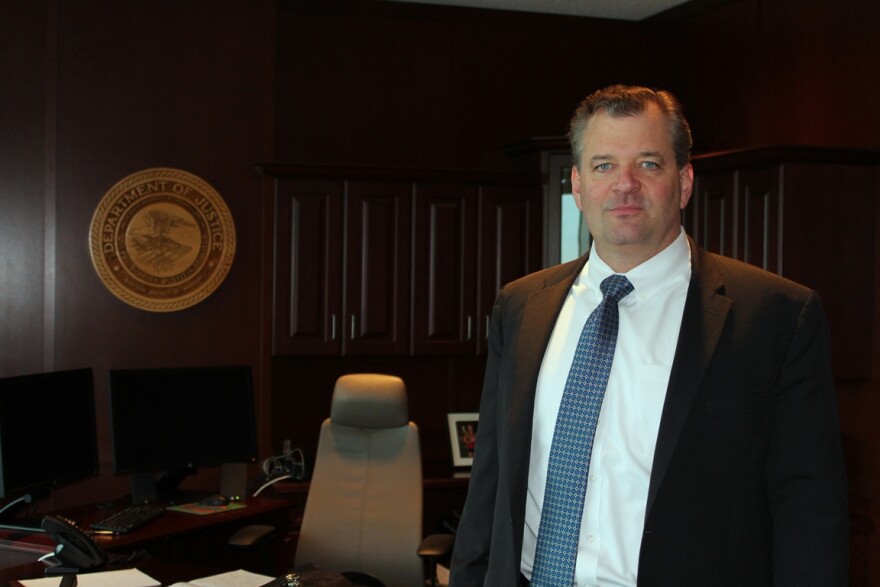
[295,374,423,587]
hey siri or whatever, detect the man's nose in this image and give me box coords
[612,167,639,193]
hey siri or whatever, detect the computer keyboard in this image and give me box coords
[90,504,166,534]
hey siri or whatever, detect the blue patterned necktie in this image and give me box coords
[530,274,634,586]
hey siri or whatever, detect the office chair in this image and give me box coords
[294,373,452,587]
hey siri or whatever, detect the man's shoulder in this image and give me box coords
[698,248,814,299]
[501,257,585,295]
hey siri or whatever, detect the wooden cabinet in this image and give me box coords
[272,176,410,356]
[687,146,880,378]
[410,181,542,355]
[411,182,479,355]
[261,165,542,357]
[273,179,342,355]
[688,163,782,273]
[343,181,411,355]
[477,184,543,351]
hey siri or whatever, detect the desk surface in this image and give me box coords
[5,557,227,587]
[0,496,290,586]
[70,496,288,551]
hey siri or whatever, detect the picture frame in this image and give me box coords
[447,412,479,468]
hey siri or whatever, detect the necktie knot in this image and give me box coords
[600,274,634,303]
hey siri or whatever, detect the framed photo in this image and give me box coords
[447,412,479,468]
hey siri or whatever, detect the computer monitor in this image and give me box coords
[107,365,258,503]
[0,368,99,529]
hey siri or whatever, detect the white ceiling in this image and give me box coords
[384,0,693,21]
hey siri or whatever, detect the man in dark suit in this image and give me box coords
[449,85,849,586]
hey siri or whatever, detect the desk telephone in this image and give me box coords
[40,514,107,573]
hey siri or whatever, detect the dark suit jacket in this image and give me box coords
[450,238,849,586]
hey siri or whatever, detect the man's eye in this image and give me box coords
[595,162,612,171]
[641,161,660,169]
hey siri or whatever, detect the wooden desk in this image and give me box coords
[0,496,290,586]
[4,557,225,587]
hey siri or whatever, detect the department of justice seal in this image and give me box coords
[89,168,236,312]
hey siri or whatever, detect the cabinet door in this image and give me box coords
[738,165,780,274]
[411,183,478,355]
[477,184,542,352]
[274,179,343,355]
[344,180,411,355]
[687,170,738,259]
[689,165,781,273]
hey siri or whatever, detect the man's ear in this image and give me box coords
[571,165,584,212]
[679,164,694,209]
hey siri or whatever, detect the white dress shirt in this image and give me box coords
[522,229,691,586]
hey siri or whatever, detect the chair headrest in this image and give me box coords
[330,373,409,429]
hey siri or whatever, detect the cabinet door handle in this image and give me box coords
[466,315,473,341]
[330,314,337,341]
[350,314,356,340]
[485,315,490,341]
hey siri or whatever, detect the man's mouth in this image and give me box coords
[609,205,642,215]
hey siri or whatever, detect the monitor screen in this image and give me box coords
[107,365,258,477]
[0,368,99,500]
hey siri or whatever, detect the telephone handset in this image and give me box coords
[40,514,107,572]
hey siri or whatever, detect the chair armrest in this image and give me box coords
[417,533,455,559]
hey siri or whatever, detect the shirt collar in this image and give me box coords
[581,228,692,304]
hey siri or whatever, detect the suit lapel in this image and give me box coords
[645,243,731,517]
[508,257,587,527]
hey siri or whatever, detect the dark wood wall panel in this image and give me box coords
[644,0,880,153]
[0,1,51,376]
[274,0,642,172]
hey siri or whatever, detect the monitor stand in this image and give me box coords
[220,462,248,500]
[129,472,159,505]
[129,467,196,504]
[129,464,247,505]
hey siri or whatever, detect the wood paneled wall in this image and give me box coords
[273,0,642,171]
[642,0,880,153]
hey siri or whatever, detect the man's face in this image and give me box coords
[571,103,693,272]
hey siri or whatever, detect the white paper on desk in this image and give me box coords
[168,569,274,587]
[19,568,160,587]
